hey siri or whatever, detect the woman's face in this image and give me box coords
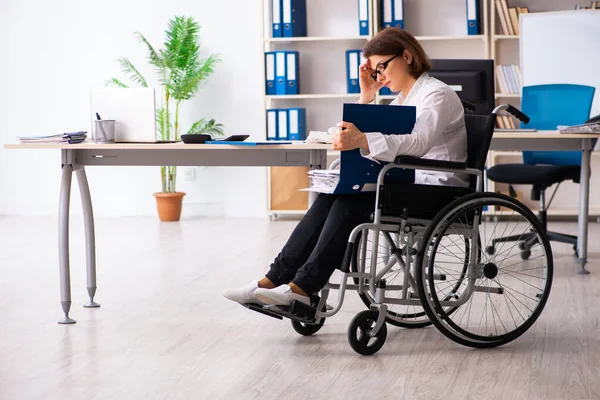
[368,51,412,93]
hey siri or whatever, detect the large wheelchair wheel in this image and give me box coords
[351,228,470,328]
[416,192,553,349]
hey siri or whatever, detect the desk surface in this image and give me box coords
[4,131,600,150]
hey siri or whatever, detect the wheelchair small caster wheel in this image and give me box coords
[520,249,531,260]
[347,310,387,356]
[486,245,495,255]
[518,242,526,250]
[291,319,325,336]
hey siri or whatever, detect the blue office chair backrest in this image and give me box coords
[521,84,595,166]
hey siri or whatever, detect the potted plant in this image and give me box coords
[108,16,222,221]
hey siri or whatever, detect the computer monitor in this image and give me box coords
[428,59,495,115]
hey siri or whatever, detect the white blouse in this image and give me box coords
[361,72,469,187]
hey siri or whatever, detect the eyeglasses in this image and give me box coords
[370,54,400,81]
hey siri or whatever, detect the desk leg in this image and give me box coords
[577,139,592,274]
[76,168,100,308]
[58,164,76,324]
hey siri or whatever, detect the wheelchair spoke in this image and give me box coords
[499,269,545,292]
[495,274,526,329]
[488,284,502,335]
[499,256,546,271]
[494,281,537,312]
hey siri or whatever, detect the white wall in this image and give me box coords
[0,0,267,218]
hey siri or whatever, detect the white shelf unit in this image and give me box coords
[261,0,490,217]
[488,0,597,218]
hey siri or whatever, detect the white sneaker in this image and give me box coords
[254,284,311,306]
[222,280,263,304]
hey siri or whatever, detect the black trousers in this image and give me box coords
[266,192,376,294]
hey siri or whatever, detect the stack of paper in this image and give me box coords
[306,169,340,194]
[558,122,600,134]
[18,132,87,144]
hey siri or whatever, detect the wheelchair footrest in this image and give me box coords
[243,300,320,324]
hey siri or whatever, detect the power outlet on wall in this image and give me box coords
[183,167,196,182]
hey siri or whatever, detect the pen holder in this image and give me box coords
[93,120,116,143]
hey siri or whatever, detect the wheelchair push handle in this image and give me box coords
[505,104,530,124]
[493,104,531,124]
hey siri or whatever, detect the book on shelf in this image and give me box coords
[496,115,517,130]
[495,64,521,94]
[495,0,528,36]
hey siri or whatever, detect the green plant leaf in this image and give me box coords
[135,32,170,87]
[172,54,220,101]
[105,78,129,88]
[187,118,224,136]
[164,16,200,70]
[118,57,148,87]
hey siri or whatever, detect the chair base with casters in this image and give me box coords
[486,163,580,260]
[240,104,554,355]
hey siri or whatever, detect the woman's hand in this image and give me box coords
[332,122,370,152]
[359,59,382,104]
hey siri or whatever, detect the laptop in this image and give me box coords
[90,88,158,143]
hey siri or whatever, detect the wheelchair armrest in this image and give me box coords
[394,156,467,171]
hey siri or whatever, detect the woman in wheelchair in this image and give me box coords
[224,28,553,355]
[224,28,468,306]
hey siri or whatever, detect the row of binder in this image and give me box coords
[265,51,299,95]
[380,0,479,35]
[270,0,480,40]
[380,0,405,30]
[271,0,307,37]
[267,108,307,141]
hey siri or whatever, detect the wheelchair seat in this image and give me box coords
[380,183,474,220]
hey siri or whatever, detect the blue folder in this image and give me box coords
[331,103,416,194]
[282,0,307,37]
[466,0,480,35]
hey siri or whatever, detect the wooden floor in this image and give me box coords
[1,216,600,400]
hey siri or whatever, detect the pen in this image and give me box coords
[95,112,109,141]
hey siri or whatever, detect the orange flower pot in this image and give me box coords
[154,192,186,221]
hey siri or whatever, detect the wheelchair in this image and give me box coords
[244,102,554,356]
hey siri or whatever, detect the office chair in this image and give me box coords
[486,84,596,259]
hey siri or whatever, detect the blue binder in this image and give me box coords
[346,50,361,94]
[380,0,393,29]
[267,109,278,140]
[358,0,369,35]
[392,0,404,29]
[285,51,299,95]
[330,103,416,194]
[275,51,287,95]
[466,0,480,35]
[278,109,288,140]
[282,0,307,37]
[287,108,306,140]
[265,52,276,95]
[272,0,283,37]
